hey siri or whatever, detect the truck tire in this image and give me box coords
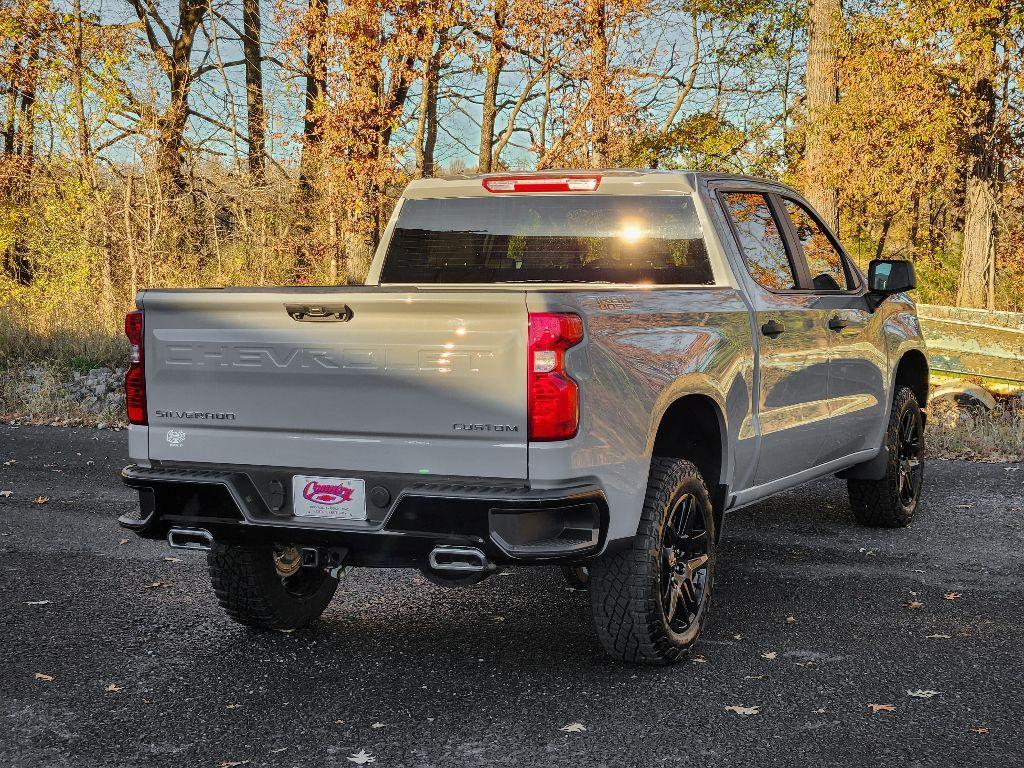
[847,386,925,528]
[207,543,339,630]
[589,457,716,664]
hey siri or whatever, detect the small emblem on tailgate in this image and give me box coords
[453,423,520,432]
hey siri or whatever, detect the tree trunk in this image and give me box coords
[18,39,40,165]
[477,2,507,173]
[957,31,998,309]
[803,0,841,233]
[585,0,609,167]
[156,73,190,192]
[242,0,266,180]
[299,0,328,192]
[875,216,892,260]
[415,29,444,177]
[129,0,207,195]
[72,0,92,176]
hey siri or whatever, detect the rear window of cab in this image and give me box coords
[380,195,714,285]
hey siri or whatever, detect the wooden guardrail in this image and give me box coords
[917,304,1024,385]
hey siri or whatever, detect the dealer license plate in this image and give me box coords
[292,475,367,520]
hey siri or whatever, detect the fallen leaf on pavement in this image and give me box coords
[347,750,376,765]
[761,651,777,660]
[32,496,49,504]
[724,705,760,716]
[145,581,169,589]
[905,601,924,609]
[118,538,129,545]
[34,673,53,681]
[163,557,181,563]
[971,727,990,734]
[868,704,896,713]
[559,722,587,733]
[371,722,385,729]
[944,592,962,600]
[785,616,796,624]
[226,704,241,710]
[105,683,122,693]
[907,689,940,698]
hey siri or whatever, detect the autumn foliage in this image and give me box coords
[1,0,1023,356]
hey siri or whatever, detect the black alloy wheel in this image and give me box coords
[660,493,711,634]
[896,408,924,507]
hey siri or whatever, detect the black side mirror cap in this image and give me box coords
[868,259,916,296]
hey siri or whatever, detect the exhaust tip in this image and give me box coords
[428,546,491,573]
[167,527,214,552]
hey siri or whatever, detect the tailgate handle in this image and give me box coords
[286,304,353,322]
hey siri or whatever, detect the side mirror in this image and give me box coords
[868,259,916,298]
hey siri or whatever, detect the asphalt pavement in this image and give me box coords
[1,425,1022,767]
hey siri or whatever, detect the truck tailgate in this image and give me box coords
[140,289,528,479]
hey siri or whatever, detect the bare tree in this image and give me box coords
[128,0,209,193]
[477,0,507,173]
[242,0,266,180]
[298,0,327,191]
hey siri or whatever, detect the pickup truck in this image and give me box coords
[119,170,928,664]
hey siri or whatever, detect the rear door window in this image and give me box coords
[721,192,798,291]
[781,198,856,291]
[380,195,714,284]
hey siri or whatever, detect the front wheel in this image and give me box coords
[588,457,716,664]
[207,543,339,629]
[847,385,925,527]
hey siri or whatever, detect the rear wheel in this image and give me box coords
[589,457,716,664]
[207,543,339,629]
[847,386,925,527]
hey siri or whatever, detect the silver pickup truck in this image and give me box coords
[120,170,928,664]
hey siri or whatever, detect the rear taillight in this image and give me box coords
[124,310,147,425]
[482,175,601,193]
[528,313,584,441]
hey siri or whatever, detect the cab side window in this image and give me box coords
[782,198,855,291]
[722,192,798,291]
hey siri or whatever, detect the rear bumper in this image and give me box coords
[120,465,608,567]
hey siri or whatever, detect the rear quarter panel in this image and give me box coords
[527,288,756,541]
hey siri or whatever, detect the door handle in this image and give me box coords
[828,316,849,332]
[761,319,786,338]
[285,304,353,322]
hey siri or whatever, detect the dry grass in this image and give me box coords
[0,310,128,370]
[0,363,126,427]
[926,397,1024,463]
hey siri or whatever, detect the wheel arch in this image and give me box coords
[649,393,728,540]
[893,348,930,410]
